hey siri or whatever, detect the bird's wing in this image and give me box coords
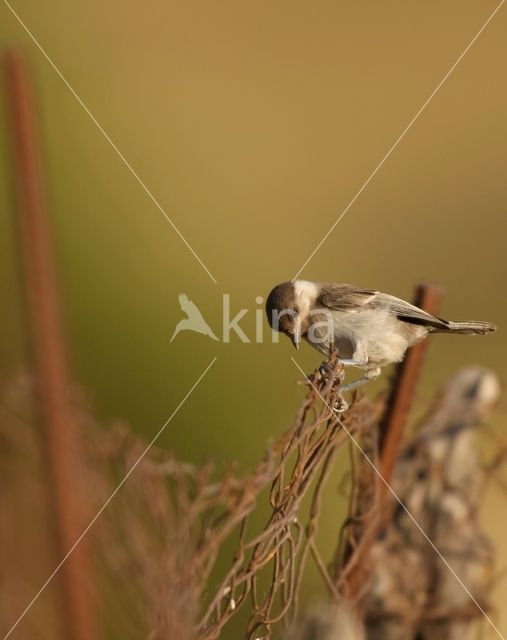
[317,285,448,330]
[317,284,379,311]
[178,293,202,317]
[371,293,450,330]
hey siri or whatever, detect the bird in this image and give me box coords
[171,293,219,342]
[265,280,496,392]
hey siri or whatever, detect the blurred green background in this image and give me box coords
[1,0,506,637]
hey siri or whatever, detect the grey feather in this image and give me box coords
[317,284,378,311]
[318,285,450,331]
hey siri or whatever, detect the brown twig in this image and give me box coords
[3,52,96,639]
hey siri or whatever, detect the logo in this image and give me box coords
[171,292,262,344]
[170,293,334,346]
[170,294,219,342]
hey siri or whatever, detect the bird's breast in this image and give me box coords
[305,308,412,366]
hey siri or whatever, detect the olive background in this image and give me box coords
[1,1,506,637]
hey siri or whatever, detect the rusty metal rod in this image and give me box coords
[378,283,444,495]
[3,51,96,640]
[341,283,444,601]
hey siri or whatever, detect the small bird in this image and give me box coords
[171,293,219,342]
[265,280,496,391]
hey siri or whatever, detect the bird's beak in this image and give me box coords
[290,332,300,350]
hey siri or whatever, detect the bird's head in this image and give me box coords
[265,280,318,349]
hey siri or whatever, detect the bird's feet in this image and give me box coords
[317,361,332,381]
[305,360,342,384]
[339,367,382,393]
[299,357,349,411]
[332,395,349,413]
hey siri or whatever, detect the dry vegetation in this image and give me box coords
[1,360,505,640]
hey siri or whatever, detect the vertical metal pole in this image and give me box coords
[3,51,96,640]
[340,283,443,601]
[378,284,444,489]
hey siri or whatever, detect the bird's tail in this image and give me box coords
[440,320,497,335]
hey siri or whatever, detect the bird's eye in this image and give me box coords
[293,306,299,314]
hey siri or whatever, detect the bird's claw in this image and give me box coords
[333,395,349,413]
[303,360,345,385]
[317,362,332,381]
[302,362,332,384]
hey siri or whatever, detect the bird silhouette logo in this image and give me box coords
[170,293,219,342]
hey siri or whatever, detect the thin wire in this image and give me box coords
[292,0,505,281]
[290,356,506,640]
[2,357,217,639]
[2,0,218,284]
